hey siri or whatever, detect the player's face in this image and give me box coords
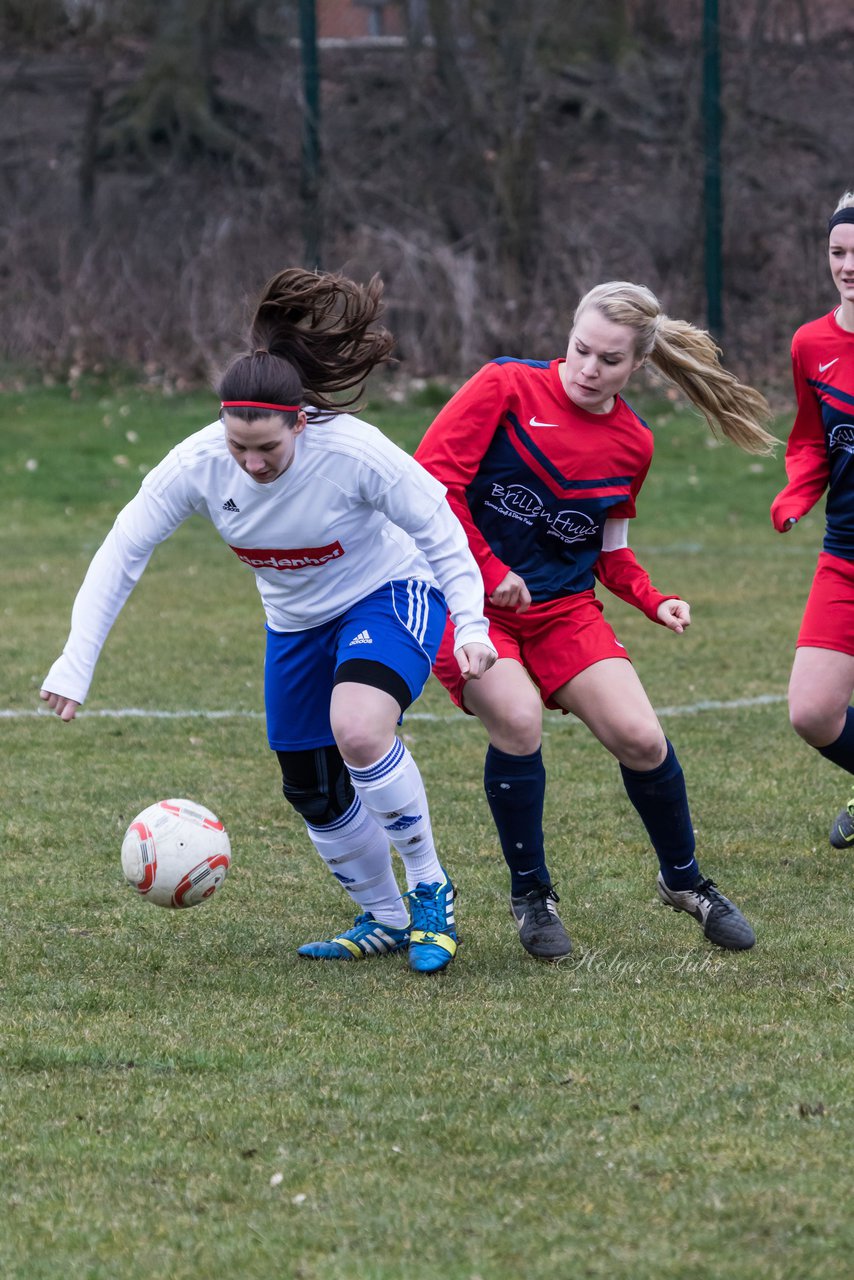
[829,224,854,307]
[560,311,642,414]
[222,411,307,483]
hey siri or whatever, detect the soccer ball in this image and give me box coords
[121,798,231,909]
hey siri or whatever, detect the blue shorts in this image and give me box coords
[265,579,448,750]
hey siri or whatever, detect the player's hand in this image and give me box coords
[39,689,81,721]
[489,570,531,614]
[657,599,691,634]
[455,642,497,681]
[780,517,797,533]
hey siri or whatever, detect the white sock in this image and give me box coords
[304,797,409,928]
[346,738,443,890]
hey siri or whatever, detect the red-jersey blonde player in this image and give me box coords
[772,191,854,850]
[416,281,776,960]
[41,268,496,973]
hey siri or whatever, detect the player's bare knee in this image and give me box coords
[789,701,842,748]
[332,720,392,768]
[496,705,542,752]
[470,688,541,753]
[616,724,666,771]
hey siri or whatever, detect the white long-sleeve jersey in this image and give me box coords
[43,414,494,705]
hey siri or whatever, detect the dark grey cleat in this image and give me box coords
[509,882,572,961]
[829,793,854,850]
[657,872,756,951]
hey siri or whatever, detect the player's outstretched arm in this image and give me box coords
[39,689,81,721]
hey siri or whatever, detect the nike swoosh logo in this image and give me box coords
[529,416,560,428]
[818,358,838,373]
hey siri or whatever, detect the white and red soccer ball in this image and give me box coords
[121,798,231,909]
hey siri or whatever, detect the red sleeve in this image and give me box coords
[770,343,830,531]
[606,455,651,520]
[414,364,511,595]
[594,547,676,623]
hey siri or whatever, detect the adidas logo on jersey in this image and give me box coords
[349,629,373,645]
[222,498,240,512]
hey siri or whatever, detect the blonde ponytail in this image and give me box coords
[649,318,778,456]
[574,281,778,456]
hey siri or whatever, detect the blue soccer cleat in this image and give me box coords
[297,912,410,960]
[405,871,458,973]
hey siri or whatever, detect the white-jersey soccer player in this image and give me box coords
[41,267,496,974]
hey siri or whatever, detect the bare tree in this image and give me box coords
[0,0,68,41]
[99,0,264,168]
[416,0,557,340]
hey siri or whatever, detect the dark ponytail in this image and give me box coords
[248,268,394,412]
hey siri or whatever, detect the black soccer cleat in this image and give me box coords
[656,873,756,951]
[509,881,572,961]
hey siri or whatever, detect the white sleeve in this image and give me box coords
[602,517,629,552]
[407,501,496,653]
[41,480,193,705]
[345,430,493,650]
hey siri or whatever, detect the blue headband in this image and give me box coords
[828,208,854,235]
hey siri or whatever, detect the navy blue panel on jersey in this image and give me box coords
[464,427,630,602]
[806,376,854,558]
[492,357,552,369]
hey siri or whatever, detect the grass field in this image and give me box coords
[2,379,852,1280]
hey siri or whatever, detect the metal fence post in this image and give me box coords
[299,0,322,269]
[702,0,723,341]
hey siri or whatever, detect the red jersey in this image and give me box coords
[415,357,671,619]
[771,309,854,559]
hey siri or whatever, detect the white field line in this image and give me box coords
[4,693,787,723]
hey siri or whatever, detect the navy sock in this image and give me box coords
[484,745,549,895]
[620,739,700,890]
[817,706,854,775]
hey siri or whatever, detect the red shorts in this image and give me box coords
[797,551,854,656]
[434,589,631,712]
